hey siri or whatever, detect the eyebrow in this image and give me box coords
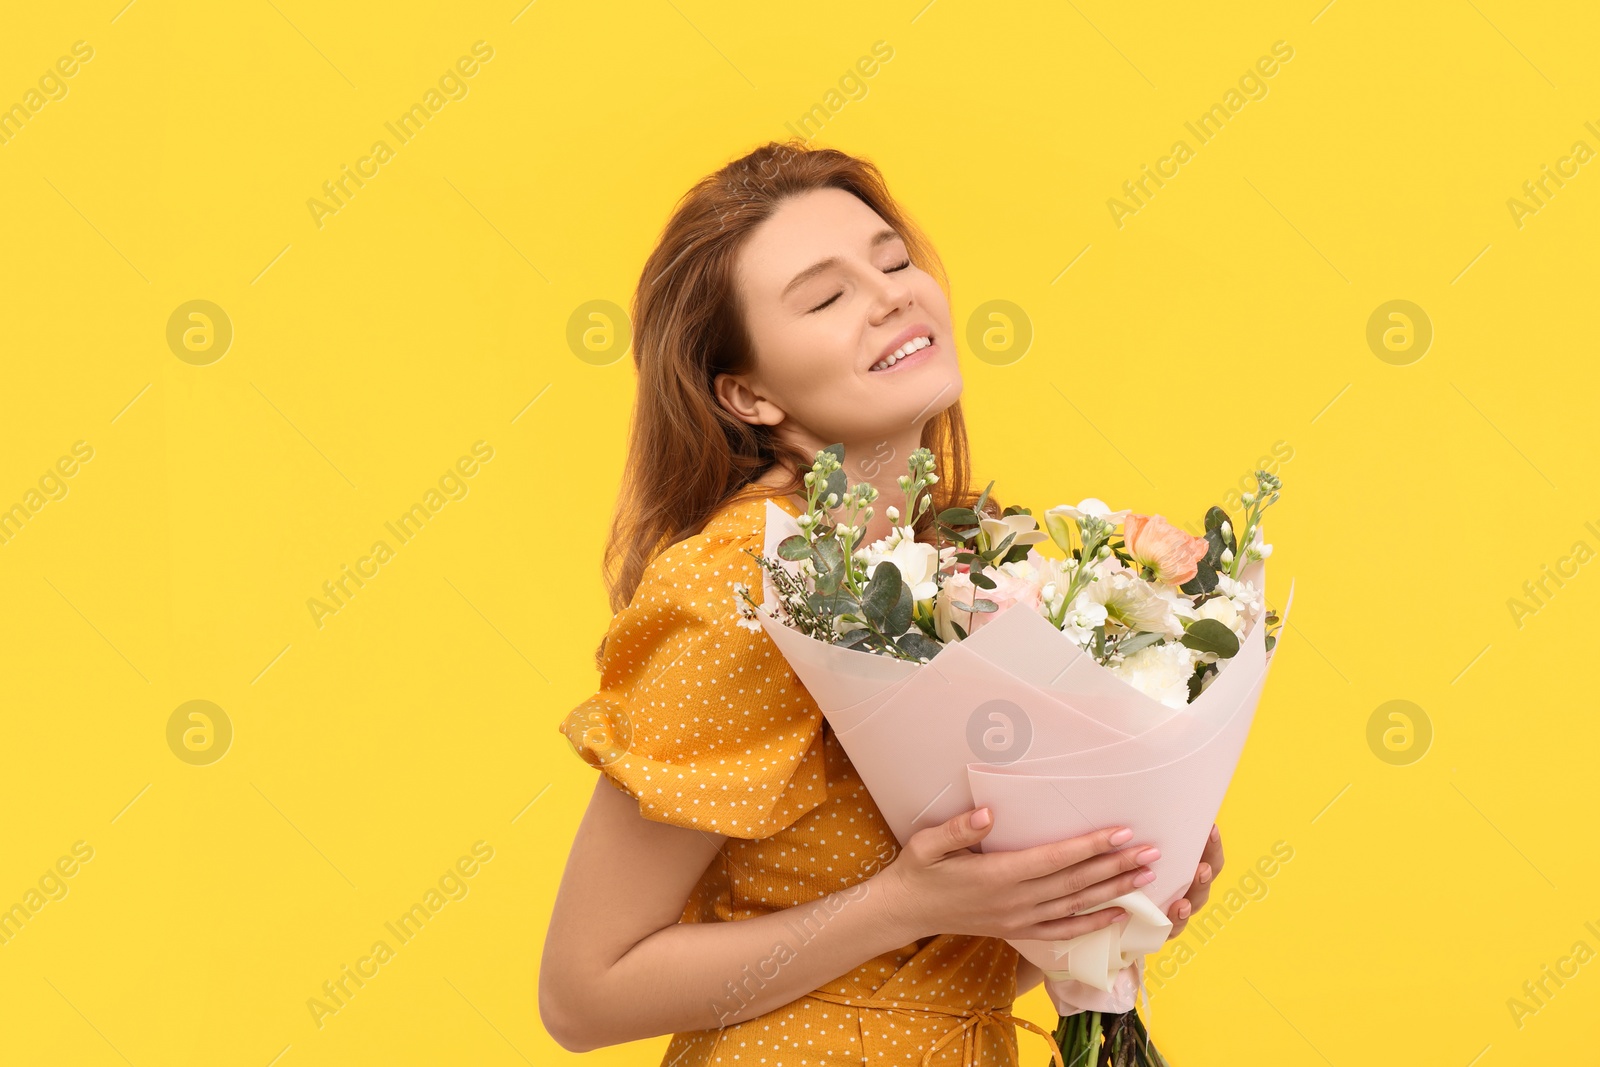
[780,228,905,300]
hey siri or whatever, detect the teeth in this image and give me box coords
[871,334,932,371]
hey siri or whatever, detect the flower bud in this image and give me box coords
[1220,548,1234,565]
[886,505,900,522]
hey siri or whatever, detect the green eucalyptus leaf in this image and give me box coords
[812,537,846,594]
[1181,618,1241,657]
[1205,506,1236,553]
[886,582,914,636]
[839,627,875,649]
[973,479,995,517]
[938,507,980,526]
[1118,631,1166,655]
[897,632,944,662]
[863,560,903,628]
[777,534,812,561]
[807,592,856,618]
[966,597,998,613]
[970,569,997,590]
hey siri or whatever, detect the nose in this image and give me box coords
[868,268,914,324]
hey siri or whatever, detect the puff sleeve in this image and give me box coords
[559,525,828,839]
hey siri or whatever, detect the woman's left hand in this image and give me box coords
[1165,823,1224,940]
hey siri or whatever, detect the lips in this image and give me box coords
[869,338,937,373]
[870,325,936,372]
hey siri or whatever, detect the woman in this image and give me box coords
[542,140,1224,1064]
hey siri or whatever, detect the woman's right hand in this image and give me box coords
[874,806,1159,943]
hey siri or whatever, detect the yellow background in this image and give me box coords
[2,1,1596,1063]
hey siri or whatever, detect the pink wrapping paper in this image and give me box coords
[754,500,1294,1016]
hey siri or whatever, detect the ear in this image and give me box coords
[713,371,786,427]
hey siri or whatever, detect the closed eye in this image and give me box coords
[807,259,914,314]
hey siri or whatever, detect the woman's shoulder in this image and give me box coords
[638,492,800,591]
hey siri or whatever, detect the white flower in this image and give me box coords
[736,615,763,633]
[1053,497,1130,526]
[1043,498,1130,553]
[1194,594,1246,638]
[832,613,867,636]
[1108,641,1200,709]
[1215,573,1263,622]
[979,513,1049,555]
[1081,560,1185,638]
[863,528,940,602]
[1059,595,1108,645]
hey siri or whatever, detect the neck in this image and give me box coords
[759,425,929,547]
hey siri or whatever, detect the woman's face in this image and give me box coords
[719,187,962,467]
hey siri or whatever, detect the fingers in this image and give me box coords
[1021,904,1129,943]
[1007,825,1134,881]
[1025,843,1158,902]
[1204,824,1226,875]
[1033,859,1155,927]
[1166,899,1192,939]
[914,806,994,861]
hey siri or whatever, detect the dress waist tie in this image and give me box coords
[805,989,1065,1067]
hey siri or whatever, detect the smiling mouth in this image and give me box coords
[870,333,936,372]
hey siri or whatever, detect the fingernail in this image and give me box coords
[1134,869,1156,887]
[971,807,991,829]
[1199,864,1211,884]
[1109,828,1133,845]
[1178,901,1192,918]
[1135,847,1161,864]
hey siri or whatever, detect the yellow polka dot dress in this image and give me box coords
[560,491,1039,1066]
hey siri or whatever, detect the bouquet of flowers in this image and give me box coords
[735,444,1295,1067]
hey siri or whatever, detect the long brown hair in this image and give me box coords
[596,139,993,667]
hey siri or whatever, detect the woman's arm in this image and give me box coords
[1016,956,1046,996]
[539,777,920,1052]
